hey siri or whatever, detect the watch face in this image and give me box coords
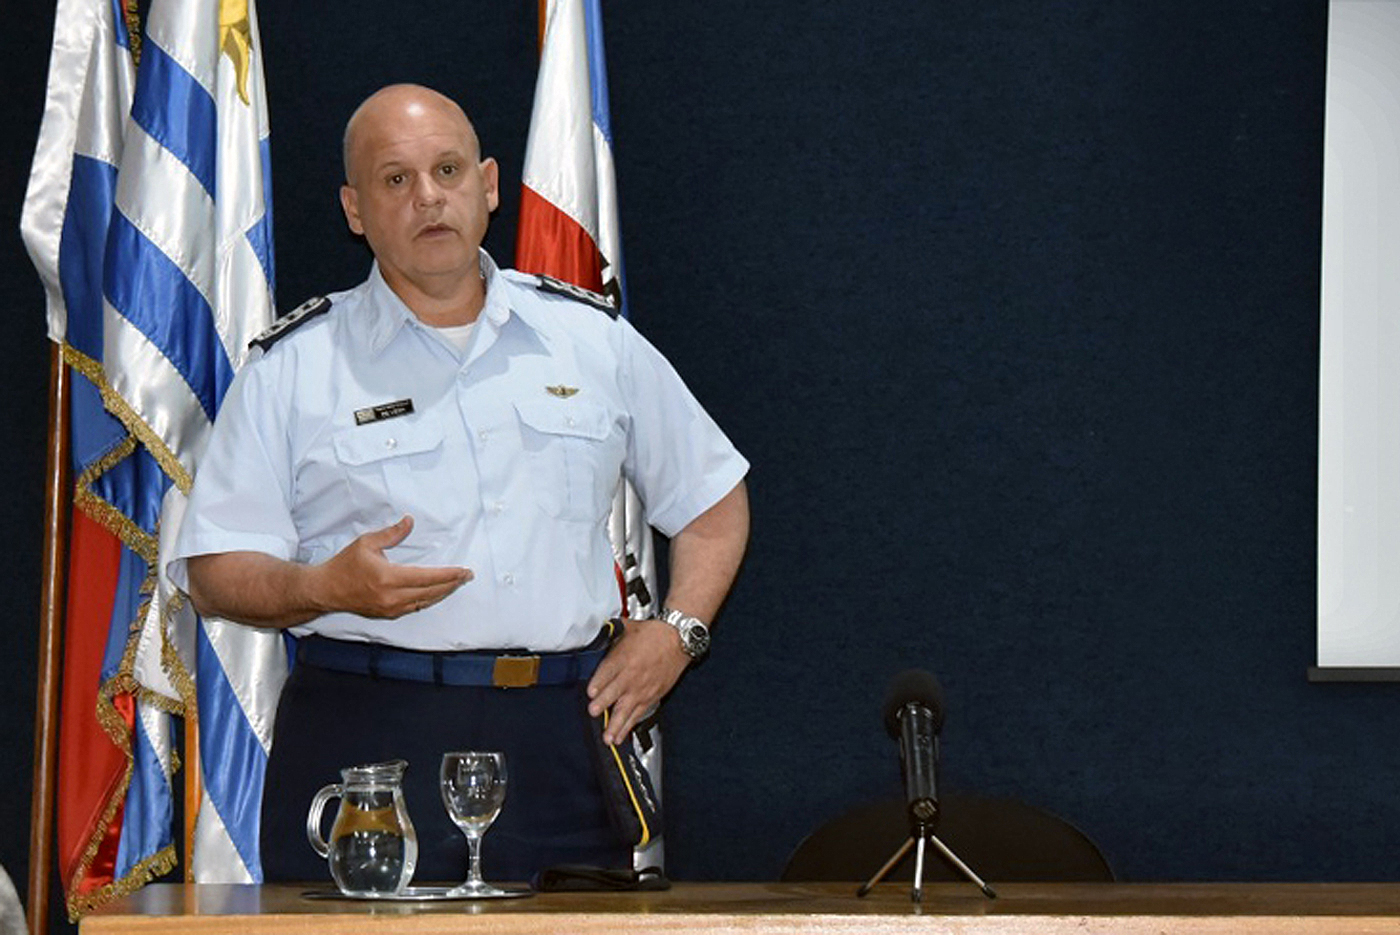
[683,623,711,657]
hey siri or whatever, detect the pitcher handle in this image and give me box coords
[306,783,342,858]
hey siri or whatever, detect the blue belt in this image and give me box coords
[295,634,610,688]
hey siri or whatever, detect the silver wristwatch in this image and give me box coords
[659,606,711,661]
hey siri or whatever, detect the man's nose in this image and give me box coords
[413,174,445,206]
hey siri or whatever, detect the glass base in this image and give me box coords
[443,879,531,899]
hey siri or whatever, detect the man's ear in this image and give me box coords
[340,184,364,235]
[481,158,500,212]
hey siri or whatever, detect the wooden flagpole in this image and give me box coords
[29,344,70,935]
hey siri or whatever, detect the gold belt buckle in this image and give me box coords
[493,655,541,688]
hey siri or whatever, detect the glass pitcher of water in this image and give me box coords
[306,759,418,896]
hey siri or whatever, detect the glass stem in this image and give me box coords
[467,833,484,885]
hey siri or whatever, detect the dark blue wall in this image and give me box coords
[5,0,1393,905]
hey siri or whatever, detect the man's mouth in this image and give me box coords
[417,223,455,238]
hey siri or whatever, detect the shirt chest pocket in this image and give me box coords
[514,399,619,523]
[330,416,446,523]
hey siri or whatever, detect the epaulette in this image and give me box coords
[249,296,332,352]
[533,275,619,319]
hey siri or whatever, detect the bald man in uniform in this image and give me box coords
[169,84,749,885]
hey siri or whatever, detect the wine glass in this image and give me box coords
[439,751,509,896]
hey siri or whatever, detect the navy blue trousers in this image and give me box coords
[259,653,630,885]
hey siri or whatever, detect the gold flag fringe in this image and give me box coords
[122,0,141,67]
[63,345,194,495]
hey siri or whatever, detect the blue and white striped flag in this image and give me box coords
[103,0,285,884]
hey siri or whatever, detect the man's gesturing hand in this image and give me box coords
[311,515,472,618]
[183,515,471,628]
[586,618,690,745]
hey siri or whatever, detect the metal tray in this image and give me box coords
[301,884,533,902]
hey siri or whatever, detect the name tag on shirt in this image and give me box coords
[354,399,415,426]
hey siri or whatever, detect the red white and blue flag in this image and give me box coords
[517,0,663,865]
[518,0,628,312]
[518,0,655,618]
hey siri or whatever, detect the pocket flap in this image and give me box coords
[514,399,611,441]
[333,415,444,466]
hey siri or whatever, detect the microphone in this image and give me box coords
[865,669,995,901]
[882,669,945,829]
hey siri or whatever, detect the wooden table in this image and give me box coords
[80,882,1400,934]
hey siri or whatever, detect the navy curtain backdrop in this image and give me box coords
[4,0,1391,904]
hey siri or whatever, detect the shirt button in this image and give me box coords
[565,416,576,427]
[478,430,489,443]
[491,501,505,514]
[384,438,397,449]
[502,572,515,585]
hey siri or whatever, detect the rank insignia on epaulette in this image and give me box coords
[249,296,332,352]
[545,385,580,398]
[534,275,618,317]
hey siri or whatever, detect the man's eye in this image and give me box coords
[387,173,406,187]
[439,164,458,177]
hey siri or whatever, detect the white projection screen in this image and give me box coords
[1315,0,1400,678]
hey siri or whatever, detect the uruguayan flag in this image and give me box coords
[104,0,285,884]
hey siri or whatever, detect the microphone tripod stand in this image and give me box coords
[856,818,998,902]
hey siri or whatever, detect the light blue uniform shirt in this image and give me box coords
[168,254,748,651]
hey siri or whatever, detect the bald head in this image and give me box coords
[342,84,481,185]
[336,83,500,318]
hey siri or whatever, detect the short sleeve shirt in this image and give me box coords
[168,253,749,651]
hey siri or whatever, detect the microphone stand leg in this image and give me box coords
[911,834,926,903]
[856,837,912,897]
[927,832,998,899]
